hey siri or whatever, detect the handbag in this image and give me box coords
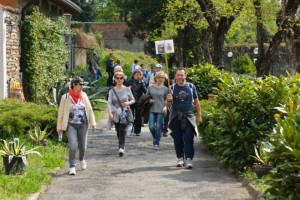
[112,88,134,124]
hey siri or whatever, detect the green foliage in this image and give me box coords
[232,53,256,75]
[186,64,232,100]
[0,138,41,158]
[0,99,57,139]
[22,7,70,103]
[29,127,49,144]
[199,73,299,170]
[264,95,300,199]
[0,139,67,200]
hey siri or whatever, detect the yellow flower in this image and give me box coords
[274,113,281,118]
[243,166,247,170]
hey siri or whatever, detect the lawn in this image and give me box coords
[0,139,67,200]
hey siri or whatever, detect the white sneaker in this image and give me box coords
[154,145,159,150]
[119,148,125,157]
[185,158,193,169]
[81,160,87,170]
[176,158,184,167]
[69,167,76,175]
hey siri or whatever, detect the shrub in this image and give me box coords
[264,95,300,199]
[199,74,299,170]
[186,64,232,100]
[0,99,57,139]
[232,53,256,75]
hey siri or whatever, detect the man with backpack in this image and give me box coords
[165,67,202,169]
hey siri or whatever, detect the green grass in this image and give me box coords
[0,139,67,200]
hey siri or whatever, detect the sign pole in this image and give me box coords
[164,53,171,94]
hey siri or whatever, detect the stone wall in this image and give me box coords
[0,6,20,98]
[5,12,20,84]
[223,45,289,76]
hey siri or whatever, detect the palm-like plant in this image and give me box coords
[29,126,49,144]
[0,138,42,166]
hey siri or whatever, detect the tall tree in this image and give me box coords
[254,0,300,76]
[195,0,245,68]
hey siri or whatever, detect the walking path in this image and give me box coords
[40,117,251,200]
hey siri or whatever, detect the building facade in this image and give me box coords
[0,0,81,98]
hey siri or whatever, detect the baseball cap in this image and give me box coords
[156,64,162,68]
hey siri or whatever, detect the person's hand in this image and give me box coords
[92,126,96,132]
[109,113,113,120]
[121,101,130,107]
[167,93,172,102]
[162,106,167,114]
[196,116,202,126]
[94,70,96,75]
[149,99,155,104]
[57,130,62,135]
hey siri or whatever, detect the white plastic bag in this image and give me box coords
[126,123,133,136]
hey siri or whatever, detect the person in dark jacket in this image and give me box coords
[126,70,147,136]
[89,53,102,80]
[106,55,115,87]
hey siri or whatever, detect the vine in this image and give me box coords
[22,7,71,103]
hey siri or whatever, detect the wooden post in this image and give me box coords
[164,53,171,94]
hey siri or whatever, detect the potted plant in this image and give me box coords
[0,138,41,175]
[29,126,49,146]
[250,144,273,178]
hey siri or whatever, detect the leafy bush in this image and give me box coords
[22,7,70,104]
[186,64,232,100]
[264,95,300,199]
[0,99,57,139]
[199,74,299,170]
[232,53,256,75]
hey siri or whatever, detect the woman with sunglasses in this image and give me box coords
[108,72,135,156]
[57,77,96,175]
[126,69,147,136]
[147,71,169,150]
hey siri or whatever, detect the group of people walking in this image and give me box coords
[57,55,202,176]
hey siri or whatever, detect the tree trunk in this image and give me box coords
[286,27,297,75]
[201,29,212,64]
[212,31,225,68]
[257,31,284,76]
[253,0,265,76]
[176,30,184,67]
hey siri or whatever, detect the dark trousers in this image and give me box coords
[131,103,142,134]
[163,109,170,133]
[107,74,114,87]
[171,117,195,159]
[114,123,127,149]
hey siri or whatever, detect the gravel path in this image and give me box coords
[40,117,251,200]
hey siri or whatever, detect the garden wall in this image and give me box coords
[223,45,289,77]
[79,22,146,52]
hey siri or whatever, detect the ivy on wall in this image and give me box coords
[22,7,71,103]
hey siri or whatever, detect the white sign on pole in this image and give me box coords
[155,40,174,54]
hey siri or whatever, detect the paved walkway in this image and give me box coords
[40,117,251,200]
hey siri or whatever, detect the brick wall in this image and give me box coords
[79,23,146,52]
[5,12,20,84]
[0,0,18,8]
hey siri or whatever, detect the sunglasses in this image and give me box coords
[76,83,84,86]
[115,77,124,80]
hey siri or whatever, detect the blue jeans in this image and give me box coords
[95,69,101,80]
[171,117,195,159]
[67,121,88,168]
[149,112,164,146]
